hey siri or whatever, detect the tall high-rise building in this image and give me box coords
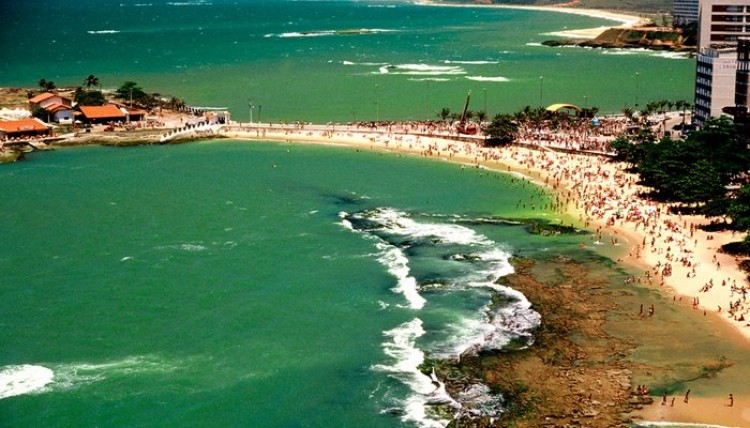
[695,46,739,123]
[698,0,750,50]
[736,38,750,107]
[674,0,700,26]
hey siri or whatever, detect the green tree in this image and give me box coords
[38,78,55,91]
[728,184,750,231]
[437,107,451,122]
[690,116,748,184]
[31,107,50,122]
[74,87,106,106]
[483,114,519,147]
[608,129,656,165]
[83,74,100,90]
[115,81,147,105]
[476,110,487,123]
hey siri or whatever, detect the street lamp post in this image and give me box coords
[634,72,640,108]
[583,95,588,142]
[375,84,380,122]
[248,99,255,124]
[539,76,544,108]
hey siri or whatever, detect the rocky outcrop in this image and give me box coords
[544,27,696,52]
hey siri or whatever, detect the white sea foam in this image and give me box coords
[465,76,509,82]
[601,48,691,59]
[0,356,175,400]
[525,42,543,47]
[167,1,212,6]
[0,365,54,399]
[179,243,207,252]
[378,64,466,76]
[372,319,459,428]
[342,60,389,66]
[87,30,120,34]
[407,78,451,82]
[366,208,491,246]
[443,60,498,65]
[376,242,426,310]
[267,29,396,38]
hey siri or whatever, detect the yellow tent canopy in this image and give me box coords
[545,103,582,112]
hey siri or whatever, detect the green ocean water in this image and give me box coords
[0,1,705,426]
[0,0,694,122]
[1,141,587,427]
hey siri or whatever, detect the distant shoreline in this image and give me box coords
[414,0,647,39]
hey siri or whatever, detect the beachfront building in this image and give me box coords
[0,118,51,141]
[674,0,700,26]
[695,46,739,123]
[698,0,750,49]
[78,105,127,124]
[28,92,74,124]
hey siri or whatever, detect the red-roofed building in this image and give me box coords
[0,118,51,140]
[29,92,72,110]
[116,104,147,122]
[29,92,74,124]
[78,105,127,124]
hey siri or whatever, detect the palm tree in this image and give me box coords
[675,100,691,130]
[83,74,99,90]
[476,110,487,123]
[38,78,55,91]
[622,107,636,123]
[437,107,451,122]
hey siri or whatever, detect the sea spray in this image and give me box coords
[341,208,541,424]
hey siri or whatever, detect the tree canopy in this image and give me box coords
[74,87,106,106]
[483,113,519,147]
[608,116,749,226]
[115,81,148,105]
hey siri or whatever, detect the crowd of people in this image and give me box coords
[221,115,750,341]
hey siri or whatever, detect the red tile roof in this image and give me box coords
[45,103,74,113]
[28,92,57,103]
[79,105,127,120]
[0,119,50,134]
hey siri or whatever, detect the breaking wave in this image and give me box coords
[266,29,397,38]
[443,60,499,65]
[340,207,540,426]
[465,76,510,82]
[87,30,120,34]
[601,48,692,59]
[377,64,466,76]
[0,356,177,400]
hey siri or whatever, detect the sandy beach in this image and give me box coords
[415,0,648,39]
[216,121,750,427]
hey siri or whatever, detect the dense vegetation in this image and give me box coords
[608,116,750,252]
